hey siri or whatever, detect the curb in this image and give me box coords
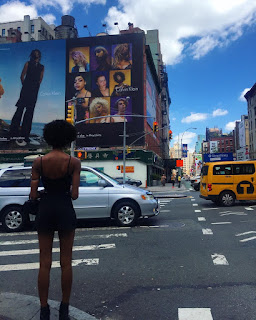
[0,292,98,320]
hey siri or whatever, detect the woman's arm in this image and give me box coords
[71,157,81,200]
[39,66,44,85]
[30,157,41,200]
[20,62,28,85]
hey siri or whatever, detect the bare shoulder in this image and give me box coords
[71,156,81,169]
[32,156,42,167]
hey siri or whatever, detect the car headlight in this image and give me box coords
[141,193,154,200]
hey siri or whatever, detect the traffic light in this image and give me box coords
[116,165,121,170]
[75,150,87,160]
[127,146,131,154]
[169,130,173,140]
[153,121,158,133]
[66,104,74,125]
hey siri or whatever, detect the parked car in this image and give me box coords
[0,166,159,232]
[190,175,201,191]
[114,176,142,187]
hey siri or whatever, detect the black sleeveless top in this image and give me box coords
[41,156,72,195]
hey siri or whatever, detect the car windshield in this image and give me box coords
[92,168,119,184]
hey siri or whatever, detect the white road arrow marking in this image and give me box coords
[178,308,213,320]
[211,253,229,265]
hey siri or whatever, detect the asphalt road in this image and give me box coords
[1,183,256,319]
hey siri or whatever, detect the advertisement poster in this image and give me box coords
[182,144,188,157]
[146,63,157,129]
[210,141,218,153]
[195,155,202,175]
[203,152,233,162]
[0,40,66,150]
[66,33,144,148]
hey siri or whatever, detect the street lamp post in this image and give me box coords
[180,127,197,158]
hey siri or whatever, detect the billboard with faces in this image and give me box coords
[66,33,144,148]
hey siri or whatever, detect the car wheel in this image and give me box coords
[1,205,27,232]
[219,191,235,207]
[113,201,139,227]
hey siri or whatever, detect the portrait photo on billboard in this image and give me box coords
[91,71,110,97]
[111,97,132,122]
[90,45,111,71]
[66,34,143,148]
[69,47,90,73]
[66,72,91,122]
[112,43,132,70]
[109,70,133,97]
[0,40,66,150]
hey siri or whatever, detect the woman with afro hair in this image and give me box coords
[30,120,81,320]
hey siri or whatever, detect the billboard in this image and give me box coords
[0,40,66,150]
[182,144,188,157]
[146,63,157,128]
[210,141,218,153]
[0,32,144,153]
[203,152,233,162]
[66,33,144,148]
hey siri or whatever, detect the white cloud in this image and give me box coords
[172,117,176,121]
[239,88,250,101]
[181,112,208,123]
[0,1,38,22]
[212,108,228,117]
[41,14,56,25]
[225,120,239,131]
[104,0,256,64]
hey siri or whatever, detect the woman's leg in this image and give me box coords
[38,231,54,307]
[58,230,75,303]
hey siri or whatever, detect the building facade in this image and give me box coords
[0,15,55,42]
[245,83,256,160]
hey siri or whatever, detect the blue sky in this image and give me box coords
[0,0,256,150]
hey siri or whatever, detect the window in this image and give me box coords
[201,166,209,176]
[213,165,232,175]
[233,164,255,175]
[0,169,32,187]
[17,27,21,32]
[230,139,233,145]
[2,29,5,36]
[31,25,34,33]
[80,170,101,187]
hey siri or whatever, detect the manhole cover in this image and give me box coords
[168,222,185,229]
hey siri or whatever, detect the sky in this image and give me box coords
[0,0,256,151]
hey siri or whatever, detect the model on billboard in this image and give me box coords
[0,78,4,98]
[73,74,91,121]
[112,43,132,70]
[94,46,111,71]
[111,71,131,97]
[112,97,129,122]
[92,74,109,97]
[71,51,89,72]
[9,49,44,146]
[89,98,112,123]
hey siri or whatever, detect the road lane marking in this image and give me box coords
[198,217,206,221]
[0,259,99,272]
[192,204,198,206]
[211,222,232,225]
[202,228,213,235]
[245,207,254,211]
[178,308,213,320]
[220,212,247,216]
[0,233,128,246]
[191,199,195,201]
[236,231,256,236]
[239,236,256,242]
[0,244,115,257]
[202,208,218,210]
[194,210,201,212]
[160,210,171,213]
[211,254,229,265]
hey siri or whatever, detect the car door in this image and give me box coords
[233,163,256,200]
[73,169,110,219]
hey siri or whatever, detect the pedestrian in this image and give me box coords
[178,175,181,188]
[30,120,81,320]
[171,174,175,188]
[161,173,166,186]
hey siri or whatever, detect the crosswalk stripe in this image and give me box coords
[211,253,229,265]
[178,308,213,320]
[0,244,115,257]
[202,228,213,235]
[0,259,99,272]
[245,207,254,211]
[198,217,206,221]
[0,233,128,246]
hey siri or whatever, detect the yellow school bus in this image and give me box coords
[200,161,256,206]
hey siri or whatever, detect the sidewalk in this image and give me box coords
[0,292,98,320]
[144,182,188,198]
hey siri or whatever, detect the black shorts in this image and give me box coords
[35,193,77,233]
